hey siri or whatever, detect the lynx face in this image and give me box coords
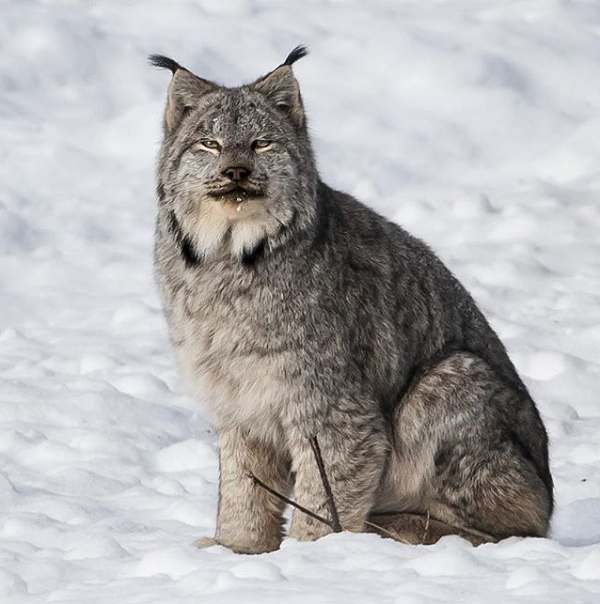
[154,48,316,260]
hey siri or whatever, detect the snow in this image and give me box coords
[1,0,600,602]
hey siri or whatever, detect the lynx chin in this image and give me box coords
[151,46,552,553]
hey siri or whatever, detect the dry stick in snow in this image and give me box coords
[250,434,343,533]
[421,509,431,544]
[251,471,409,542]
[250,435,436,545]
[249,473,334,529]
[309,435,342,533]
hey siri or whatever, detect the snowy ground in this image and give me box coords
[1,0,600,602]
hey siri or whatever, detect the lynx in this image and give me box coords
[151,47,552,554]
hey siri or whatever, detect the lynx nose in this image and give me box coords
[222,166,251,182]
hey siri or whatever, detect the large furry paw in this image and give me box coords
[289,513,333,542]
[196,534,280,554]
[194,536,220,549]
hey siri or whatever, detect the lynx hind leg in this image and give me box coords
[383,352,551,544]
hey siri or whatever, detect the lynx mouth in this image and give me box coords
[207,185,264,203]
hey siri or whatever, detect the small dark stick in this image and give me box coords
[421,509,431,544]
[249,473,333,529]
[309,436,342,533]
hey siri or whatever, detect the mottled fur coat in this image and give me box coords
[152,47,552,553]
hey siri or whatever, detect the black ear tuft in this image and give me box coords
[149,54,182,75]
[283,45,308,67]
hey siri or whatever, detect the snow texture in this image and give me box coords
[1,0,599,602]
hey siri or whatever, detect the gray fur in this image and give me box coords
[151,49,552,553]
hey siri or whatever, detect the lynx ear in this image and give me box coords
[149,54,217,134]
[252,45,308,128]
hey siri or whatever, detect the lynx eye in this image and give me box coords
[192,139,221,153]
[253,139,272,151]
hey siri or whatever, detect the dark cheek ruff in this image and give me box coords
[167,210,203,268]
[241,239,266,267]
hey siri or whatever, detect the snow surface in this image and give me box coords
[1,0,600,602]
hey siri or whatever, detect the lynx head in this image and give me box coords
[151,46,317,262]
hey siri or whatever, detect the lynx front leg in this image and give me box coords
[288,420,388,541]
[210,428,291,554]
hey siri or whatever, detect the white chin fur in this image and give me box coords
[230,219,269,259]
[182,199,273,260]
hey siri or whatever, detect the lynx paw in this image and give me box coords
[197,535,281,554]
[289,514,333,542]
[194,536,220,549]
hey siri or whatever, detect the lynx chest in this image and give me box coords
[166,263,305,438]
